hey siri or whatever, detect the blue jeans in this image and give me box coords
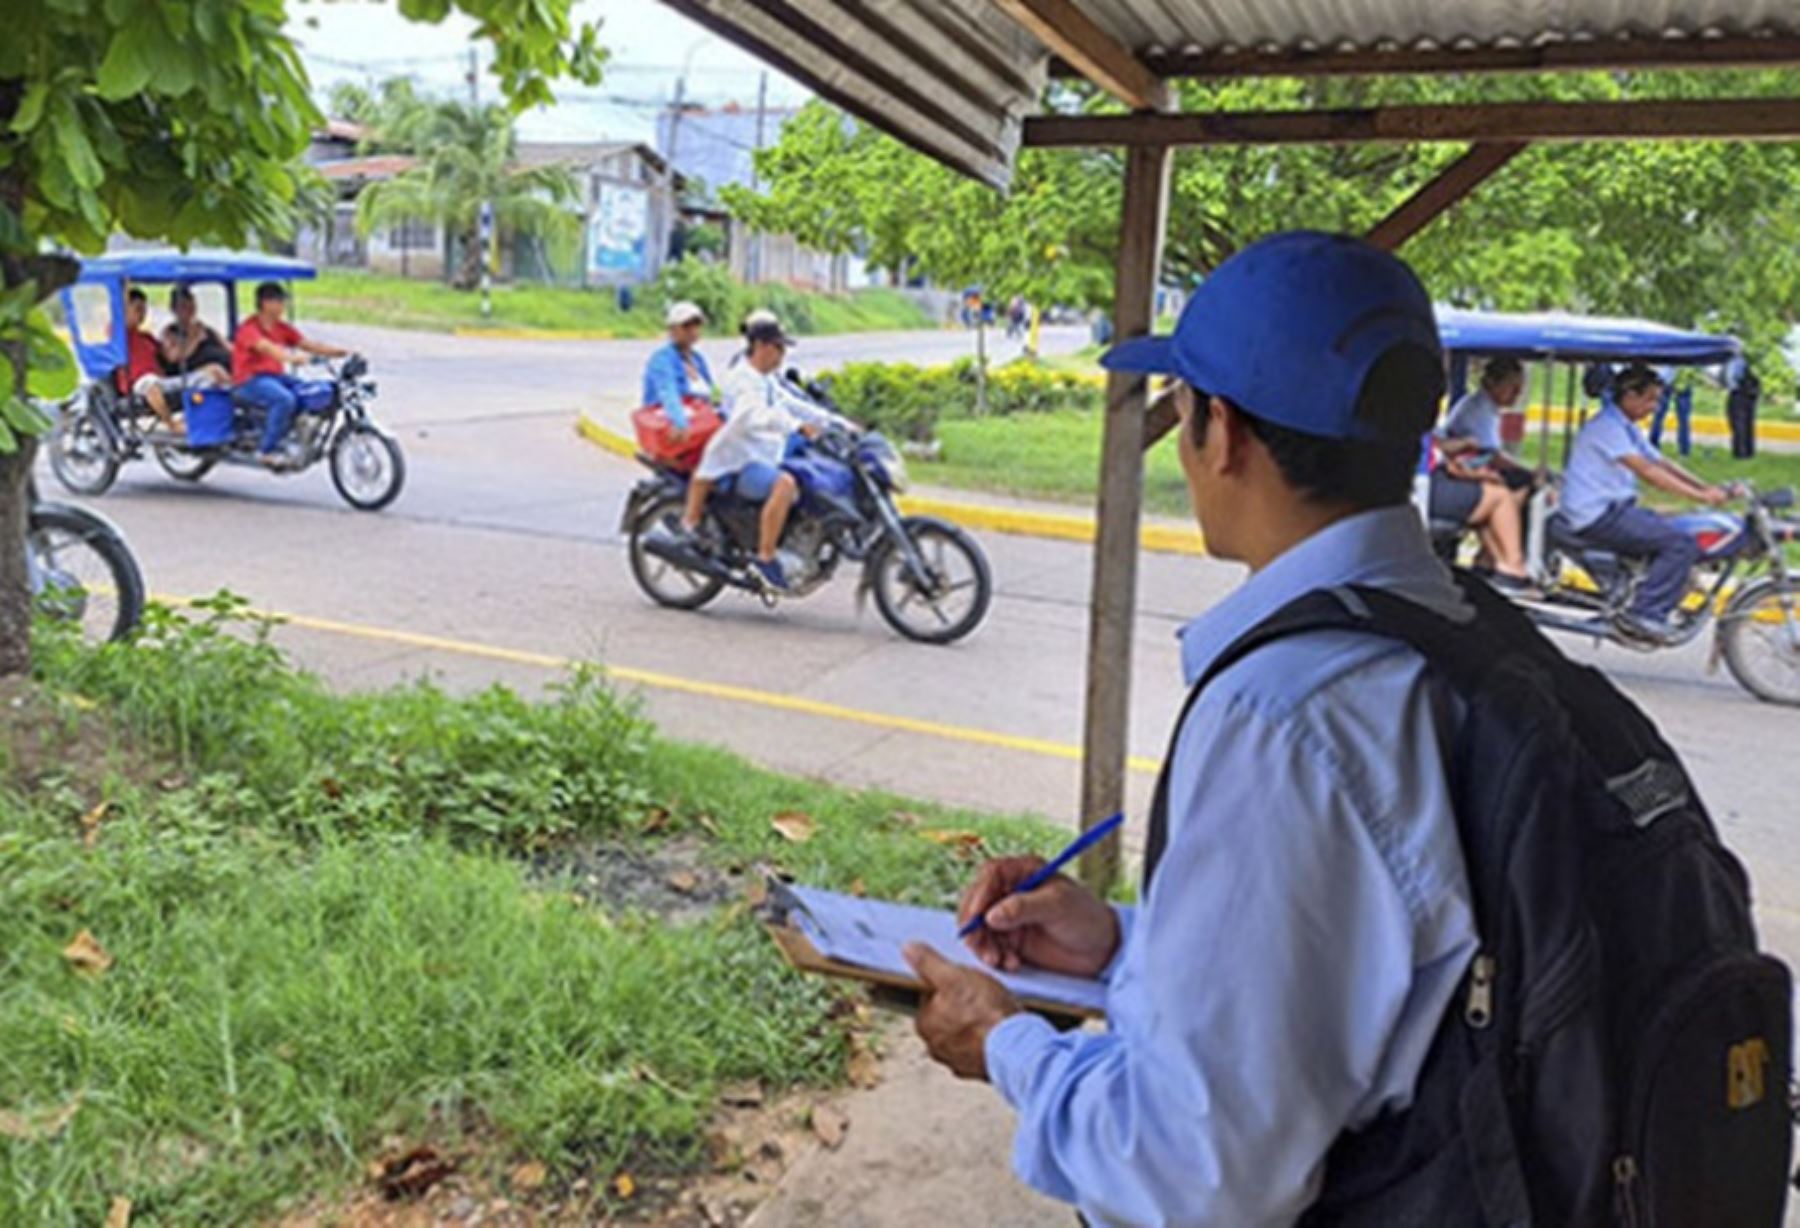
[237,374,299,454]
[1581,502,1700,621]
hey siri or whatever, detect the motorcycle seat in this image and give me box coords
[1546,514,1622,567]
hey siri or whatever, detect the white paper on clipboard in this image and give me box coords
[782,884,1108,1015]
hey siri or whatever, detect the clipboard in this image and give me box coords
[762,882,1104,1030]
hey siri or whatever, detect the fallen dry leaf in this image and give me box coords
[511,1160,547,1191]
[0,1095,81,1141]
[889,810,925,828]
[848,878,867,897]
[810,1104,849,1150]
[667,870,700,895]
[770,812,816,843]
[695,813,721,838]
[104,1196,131,1228]
[613,1171,636,1200]
[744,878,770,908]
[919,829,985,855]
[847,1048,882,1090]
[720,1079,765,1107]
[62,930,113,976]
[78,801,109,849]
[370,1144,455,1200]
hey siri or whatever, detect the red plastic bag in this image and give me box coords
[631,396,721,472]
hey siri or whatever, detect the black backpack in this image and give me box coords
[1144,573,1793,1227]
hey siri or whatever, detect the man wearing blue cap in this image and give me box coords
[902,232,1478,1225]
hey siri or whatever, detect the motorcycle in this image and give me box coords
[49,353,404,512]
[621,381,992,644]
[44,249,405,511]
[1507,483,1800,704]
[26,479,144,644]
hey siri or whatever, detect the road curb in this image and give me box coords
[453,325,635,342]
[574,411,1208,557]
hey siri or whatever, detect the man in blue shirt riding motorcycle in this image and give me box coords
[1560,362,1729,642]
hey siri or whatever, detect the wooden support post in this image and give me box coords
[1078,143,1170,894]
[1364,141,1527,251]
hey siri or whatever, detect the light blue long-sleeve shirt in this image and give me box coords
[641,342,715,430]
[984,505,1479,1228]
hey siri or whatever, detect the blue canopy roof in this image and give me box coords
[76,248,317,284]
[1436,306,1740,366]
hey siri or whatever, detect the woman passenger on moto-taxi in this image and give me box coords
[642,301,718,534]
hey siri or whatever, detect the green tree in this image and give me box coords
[354,95,585,289]
[731,75,1800,387]
[0,0,604,674]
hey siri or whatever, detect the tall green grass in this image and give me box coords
[4,600,1071,1223]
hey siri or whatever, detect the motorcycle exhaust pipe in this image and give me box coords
[641,532,734,582]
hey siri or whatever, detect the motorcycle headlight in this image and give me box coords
[870,439,909,492]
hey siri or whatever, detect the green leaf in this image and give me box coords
[24,309,77,401]
[96,30,154,100]
[50,99,104,191]
[0,405,21,454]
[9,82,49,135]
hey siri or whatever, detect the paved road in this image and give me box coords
[41,323,1800,971]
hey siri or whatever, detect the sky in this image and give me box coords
[288,0,813,144]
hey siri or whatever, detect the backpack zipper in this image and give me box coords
[1465,952,1496,1029]
[1612,1154,1642,1228]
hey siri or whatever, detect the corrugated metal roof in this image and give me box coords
[1080,0,1796,57]
[657,0,1800,188]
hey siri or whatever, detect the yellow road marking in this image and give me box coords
[575,412,1209,557]
[152,593,1164,776]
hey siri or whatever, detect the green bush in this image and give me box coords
[649,256,748,330]
[819,357,1102,442]
[33,595,652,845]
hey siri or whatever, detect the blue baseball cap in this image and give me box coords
[1102,231,1442,441]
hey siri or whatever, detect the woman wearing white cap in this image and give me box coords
[642,300,715,442]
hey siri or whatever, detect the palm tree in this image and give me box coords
[354,98,580,290]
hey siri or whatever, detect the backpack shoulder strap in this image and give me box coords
[1144,582,1489,887]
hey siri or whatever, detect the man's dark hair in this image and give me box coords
[169,285,195,309]
[255,281,287,306]
[1482,356,1524,387]
[1190,342,1441,509]
[126,288,146,306]
[1613,362,1663,401]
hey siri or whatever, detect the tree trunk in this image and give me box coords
[0,420,34,677]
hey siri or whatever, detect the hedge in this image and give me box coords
[819,357,1101,442]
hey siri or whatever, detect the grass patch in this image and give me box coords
[2,601,1067,1224]
[918,408,1194,519]
[299,269,931,339]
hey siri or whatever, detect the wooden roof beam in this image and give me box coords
[1364,140,1528,251]
[990,0,1171,111]
[1024,97,1800,147]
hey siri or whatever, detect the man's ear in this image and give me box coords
[1207,395,1250,476]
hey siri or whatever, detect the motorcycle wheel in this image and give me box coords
[329,425,406,511]
[47,409,121,497]
[627,492,726,611]
[869,516,991,645]
[154,445,217,483]
[1719,579,1800,706]
[27,503,146,644]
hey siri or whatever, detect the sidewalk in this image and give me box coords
[749,1025,1065,1228]
[575,404,1208,557]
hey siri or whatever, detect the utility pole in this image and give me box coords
[749,70,768,285]
[468,46,492,317]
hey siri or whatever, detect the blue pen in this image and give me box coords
[957,812,1125,939]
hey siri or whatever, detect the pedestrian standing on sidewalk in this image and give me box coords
[897,233,1790,1226]
[903,232,1479,1224]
